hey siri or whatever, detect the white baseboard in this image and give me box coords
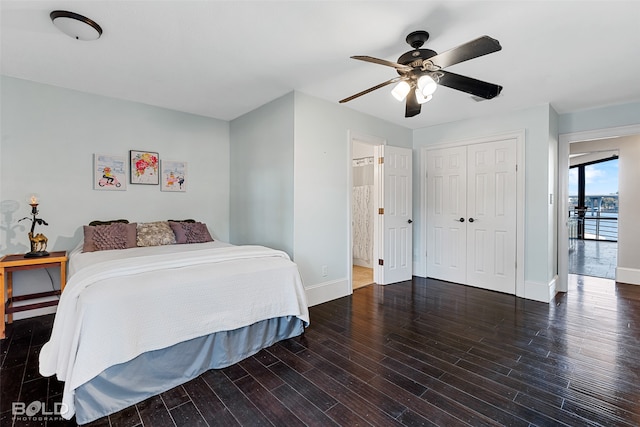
[305,278,350,307]
[616,267,640,285]
[524,276,557,303]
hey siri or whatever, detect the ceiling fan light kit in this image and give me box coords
[340,30,503,117]
[50,10,102,41]
[417,75,438,96]
[415,91,432,105]
[391,81,411,101]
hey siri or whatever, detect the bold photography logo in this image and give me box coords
[12,401,68,420]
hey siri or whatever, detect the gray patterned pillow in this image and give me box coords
[136,221,176,247]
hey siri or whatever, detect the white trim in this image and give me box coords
[557,124,640,293]
[616,267,640,286]
[419,130,526,298]
[305,278,350,307]
[524,276,557,303]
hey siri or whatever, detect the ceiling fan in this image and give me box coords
[339,30,503,117]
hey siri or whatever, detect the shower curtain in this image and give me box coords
[353,157,374,266]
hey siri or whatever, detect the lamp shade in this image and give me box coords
[391,81,411,101]
[417,75,438,96]
[50,10,102,41]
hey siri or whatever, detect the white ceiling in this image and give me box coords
[2,1,640,130]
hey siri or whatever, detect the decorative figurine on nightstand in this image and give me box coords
[18,194,50,258]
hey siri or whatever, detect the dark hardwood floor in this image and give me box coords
[2,274,640,426]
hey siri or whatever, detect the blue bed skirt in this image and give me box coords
[74,316,305,424]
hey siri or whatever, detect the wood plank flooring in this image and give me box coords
[353,266,374,289]
[2,274,640,426]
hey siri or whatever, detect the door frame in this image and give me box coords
[347,130,386,293]
[419,130,526,297]
[558,123,640,293]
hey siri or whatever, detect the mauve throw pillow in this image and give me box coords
[169,221,213,244]
[137,221,176,247]
[83,222,137,252]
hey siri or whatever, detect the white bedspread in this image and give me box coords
[39,242,309,420]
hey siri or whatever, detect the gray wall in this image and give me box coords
[293,92,412,300]
[1,77,230,301]
[229,93,295,256]
[559,101,640,135]
[4,75,638,315]
[227,91,412,304]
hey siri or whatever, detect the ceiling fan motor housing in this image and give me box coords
[396,48,439,81]
[397,48,438,67]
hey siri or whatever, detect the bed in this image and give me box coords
[39,220,309,424]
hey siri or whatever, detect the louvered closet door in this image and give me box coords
[427,139,516,294]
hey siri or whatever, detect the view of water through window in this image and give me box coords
[569,158,618,241]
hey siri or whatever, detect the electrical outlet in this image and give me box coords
[321,265,328,277]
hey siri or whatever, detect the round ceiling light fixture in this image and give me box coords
[50,10,102,41]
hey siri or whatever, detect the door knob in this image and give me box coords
[407,219,413,224]
[457,217,465,222]
[468,218,475,223]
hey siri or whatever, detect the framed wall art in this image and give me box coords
[161,160,187,192]
[94,154,127,190]
[130,150,159,184]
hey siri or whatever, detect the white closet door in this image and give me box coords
[466,139,517,293]
[426,139,517,294]
[426,146,467,284]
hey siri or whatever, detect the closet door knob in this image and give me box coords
[457,217,465,222]
[468,218,475,223]
[407,219,413,224]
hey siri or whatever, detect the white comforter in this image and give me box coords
[39,241,309,420]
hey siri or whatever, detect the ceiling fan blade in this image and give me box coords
[405,91,421,118]
[425,36,501,70]
[351,56,413,72]
[437,70,503,99]
[339,77,405,103]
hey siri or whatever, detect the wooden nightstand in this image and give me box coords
[1,251,67,339]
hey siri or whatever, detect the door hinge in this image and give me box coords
[378,259,384,266]
[378,157,384,164]
[378,208,384,215]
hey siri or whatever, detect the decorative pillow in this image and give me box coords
[169,221,214,244]
[137,221,176,247]
[88,219,129,227]
[83,222,137,252]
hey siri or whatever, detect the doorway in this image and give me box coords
[558,124,640,293]
[351,136,379,290]
[568,154,618,280]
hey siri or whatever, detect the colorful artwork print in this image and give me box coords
[130,150,159,184]
[94,154,127,191]
[161,160,187,192]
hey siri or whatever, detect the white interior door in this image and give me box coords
[466,140,517,293]
[426,146,467,284]
[426,139,517,294]
[375,145,412,285]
